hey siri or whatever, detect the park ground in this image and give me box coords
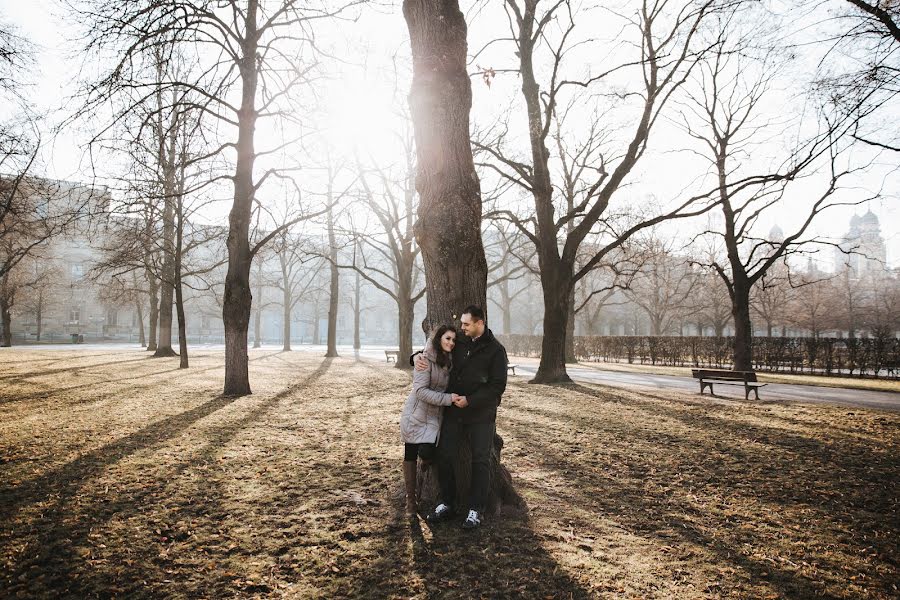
[1,348,898,599]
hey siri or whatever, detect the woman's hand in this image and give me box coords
[451,394,468,408]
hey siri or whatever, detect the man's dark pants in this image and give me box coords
[437,417,495,513]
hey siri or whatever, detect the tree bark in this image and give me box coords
[153,89,179,358]
[534,276,573,383]
[35,295,43,342]
[280,252,292,352]
[404,0,487,331]
[325,203,340,358]
[565,288,577,363]
[397,297,414,371]
[131,271,145,346]
[732,280,753,371]
[404,0,523,518]
[0,276,11,347]
[146,268,159,352]
[253,257,263,348]
[222,1,259,396]
[313,300,321,345]
[175,178,188,369]
[135,296,145,346]
[353,269,361,350]
[500,276,512,335]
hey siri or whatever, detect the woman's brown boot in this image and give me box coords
[402,461,417,516]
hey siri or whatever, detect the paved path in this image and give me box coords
[12,343,898,412]
[513,364,900,412]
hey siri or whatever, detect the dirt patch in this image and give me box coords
[1,348,898,598]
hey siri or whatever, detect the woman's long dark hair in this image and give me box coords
[430,325,457,369]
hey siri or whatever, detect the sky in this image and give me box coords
[2,0,897,269]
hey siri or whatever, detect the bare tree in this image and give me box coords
[404,0,488,330]
[477,0,719,382]
[17,257,61,342]
[680,8,872,370]
[748,258,791,338]
[272,228,326,352]
[860,271,900,339]
[70,0,356,395]
[625,236,698,335]
[343,130,425,367]
[485,222,534,336]
[785,264,839,338]
[813,0,900,152]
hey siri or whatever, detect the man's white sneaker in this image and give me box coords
[461,509,482,529]
[426,503,454,524]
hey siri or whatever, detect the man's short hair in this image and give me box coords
[462,305,485,322]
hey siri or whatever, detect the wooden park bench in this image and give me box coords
[507,363,518,375]
[385,350,400,363]
[691,369,767,400]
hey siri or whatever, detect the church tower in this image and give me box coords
[835,210,887,278]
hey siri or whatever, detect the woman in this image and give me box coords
[399,325,456,516]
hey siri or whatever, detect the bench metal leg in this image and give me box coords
[699,382,713,396]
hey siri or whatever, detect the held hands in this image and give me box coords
[451,394,469,408]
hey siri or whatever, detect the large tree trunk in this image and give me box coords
[280,253,292,351]
[404,0,487,332]
[313,303,321,345]
[147,269,159,352]
[154,97,179,358]
[534,273,573,383]
[732,278,753,371]
[325,205,340,358]
[253,257,263,349]
[175,189,188,369]
[0,278,11,347]
[565,287,577,363]
[154,208,177,357]
[282,289,292,352]
[222,2,259,396]
[353,270,361,351]
[404,0,524,519]
[397,298,414,371]
[35,295,43,342]
[135,297,145,346]
[500,277,512,335]
[131,271,145,346]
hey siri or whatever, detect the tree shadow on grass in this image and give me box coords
[0,350,291,406]
[335,492,593,598]
[0,355,155,383]
[0,358,335,597]
[560,383,898,511]
[500,382,899,597]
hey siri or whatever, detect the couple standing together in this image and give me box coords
[399,305,508,530]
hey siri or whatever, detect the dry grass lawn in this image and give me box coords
[1,348,897,599]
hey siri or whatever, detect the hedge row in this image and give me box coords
[497,334,900,379]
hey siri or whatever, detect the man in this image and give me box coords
[414,305,507,529]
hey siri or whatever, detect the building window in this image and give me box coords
[201,315,211,330]
[70,264,84,279]
[107,309,118,327]
[69,308,81,323]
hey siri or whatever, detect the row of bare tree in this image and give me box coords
[2,0,896,391]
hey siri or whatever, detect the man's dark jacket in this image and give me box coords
[445,328,508,424]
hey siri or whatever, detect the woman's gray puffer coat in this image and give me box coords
[400,344,452,444]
